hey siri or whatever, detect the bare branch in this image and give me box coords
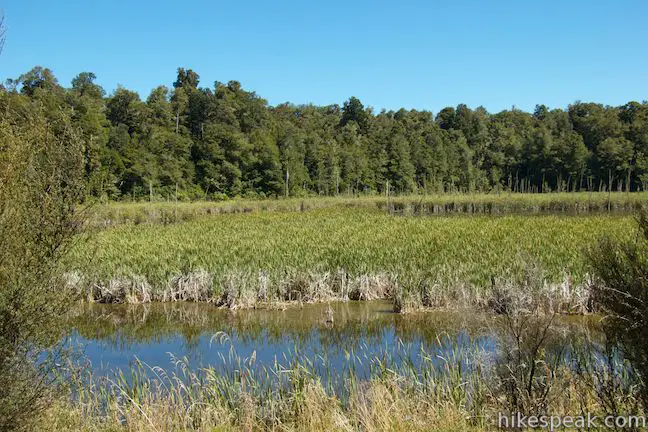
[0,12,6,55]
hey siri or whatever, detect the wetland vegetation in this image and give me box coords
[2,15,648,430]
[38,201,644,431]
[41,301,639,431]
[68,204,634,315]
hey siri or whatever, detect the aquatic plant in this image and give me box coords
[86,192,648,227]
[66,209,633,313]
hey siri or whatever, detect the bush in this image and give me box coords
[588,210,648,410]
[0,93,86,431]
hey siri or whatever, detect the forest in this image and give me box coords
[2,66,647,200]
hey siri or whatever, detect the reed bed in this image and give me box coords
[40,329,640,431]
[65,209,634,313]
[87,192,648,227]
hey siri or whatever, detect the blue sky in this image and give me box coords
[1,0,646,113]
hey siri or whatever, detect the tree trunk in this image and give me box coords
[608,169,612,212]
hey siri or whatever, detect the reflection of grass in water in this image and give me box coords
[66,209,635,312]
[69,301,496,352]
[48,325,639,432]
[68,302,603,378]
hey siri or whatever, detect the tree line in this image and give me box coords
[2,66,647,200]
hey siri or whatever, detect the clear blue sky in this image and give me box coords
[1,0,646,114]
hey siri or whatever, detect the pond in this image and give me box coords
[66,301,600,383]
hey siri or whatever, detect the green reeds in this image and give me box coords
[87,192,648,227]
[65,209,634,312]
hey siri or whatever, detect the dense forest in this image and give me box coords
[2,66,647,200]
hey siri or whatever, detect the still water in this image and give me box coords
[66,301,597,379]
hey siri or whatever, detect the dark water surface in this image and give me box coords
[66,301,598,379]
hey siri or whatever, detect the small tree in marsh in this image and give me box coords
[0,90,86,430]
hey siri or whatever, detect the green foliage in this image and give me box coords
[5,66,648,199]
[588,210,648,410]
[0,91,87,431]
[67,205,634,310]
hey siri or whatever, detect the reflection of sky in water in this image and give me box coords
[74,327,497,383]
[67,300,599,387]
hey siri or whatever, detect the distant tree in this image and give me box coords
[556,132,589,191]
[247,130,283,196]
[569,102,622,152]
[278,127,309,196]
[170,86,189,133]
[436,107,456,130]
[386,127,416,193]
[68,76,109,196]
[106,87,145,134]
[533,104,549,121]
[4,64,648,198]
[173,67,200,89]
[146,86,173,128]
[597,136,634,190]
[17,66,61,97]
[340,96,370,133]
[71,72,105,100]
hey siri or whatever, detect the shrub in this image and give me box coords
[587,210,648,410]
[0,93,86,431]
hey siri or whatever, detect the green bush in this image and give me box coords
[0,92,86,431]
[588,210,648,410]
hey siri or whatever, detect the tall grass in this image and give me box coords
[87,192,648,227]
[66,208,634,312]
[40,328,641,431]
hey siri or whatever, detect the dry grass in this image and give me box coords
[36,328,641,432]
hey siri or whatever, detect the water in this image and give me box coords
[66,301,599,380]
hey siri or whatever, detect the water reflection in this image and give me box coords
[67,301,601,379]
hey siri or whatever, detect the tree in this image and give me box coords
[17,66,61,97]
[340,96,370,133]
[385,127,415,193]
[170,86,188,133]
[173,67,200,89]
[569,102,622,152]
[337,123,370,194]
[436,107,456,130]
[247,130,283,196]
[68,76,109,197]
[597,137,633,190]
[106,87,145,135]
[5,64,648,198]
[71,72,105,100]
[278,127,309,196]
[559,132,589,191]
